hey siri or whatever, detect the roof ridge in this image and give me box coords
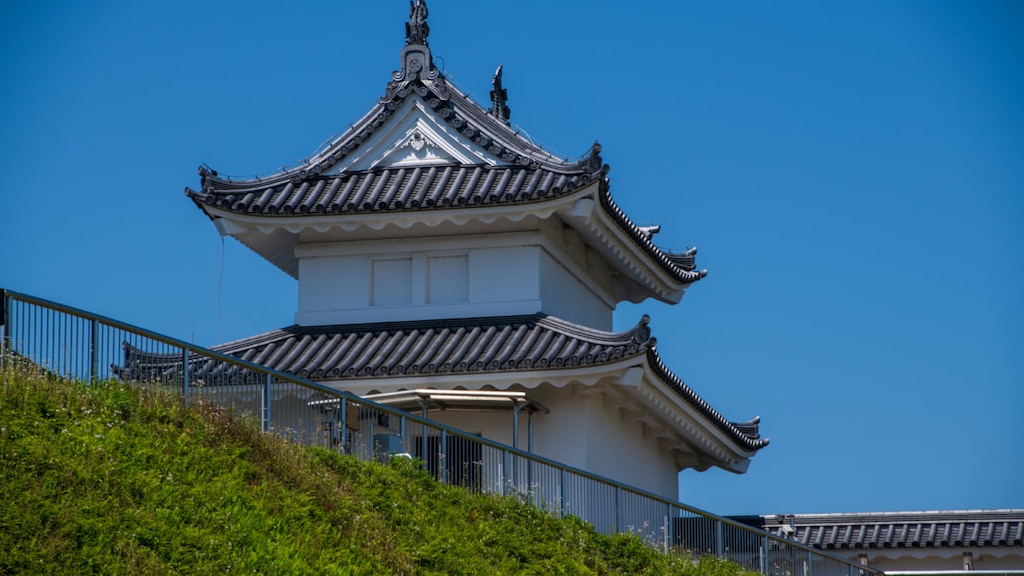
[245,314,547,341]
[213,314,655,346]
[535,314,654,346]
[213,326,294,352]
[776,510,1024,522]
[197,162,593,194]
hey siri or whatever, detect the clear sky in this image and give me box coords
[2,1,1021,516]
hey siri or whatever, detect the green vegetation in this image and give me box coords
[0,364,754,575]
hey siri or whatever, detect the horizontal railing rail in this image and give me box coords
[0,288,884,576]
[886,572,1024,576]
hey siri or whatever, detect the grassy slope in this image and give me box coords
[0,365,751,575]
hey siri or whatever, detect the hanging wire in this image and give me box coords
[218,236,225,344]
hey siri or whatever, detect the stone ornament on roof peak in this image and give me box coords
[405,0,429,47]
[391,0,442,93]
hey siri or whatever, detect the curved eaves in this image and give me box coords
[645,345,769,452]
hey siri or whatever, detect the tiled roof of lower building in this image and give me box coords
[114,313,766,451]
[738,510,1024,549]
[214,313,649,379]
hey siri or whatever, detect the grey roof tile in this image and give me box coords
[738,510,1024,549]
[190,161,706,286]
[113,313,767,452]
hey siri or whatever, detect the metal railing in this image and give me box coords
[886,572,1024,576]
[0,288,883,576]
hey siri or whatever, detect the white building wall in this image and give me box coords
[428,410,528,451]
[539,250,613,330]
[580,393,679,500]
[393,384,678,501]
[827,549,1024,572]
[297,254,369,315]
[467,246,539,308]
[493,386,679,500]
[294,237,614,326]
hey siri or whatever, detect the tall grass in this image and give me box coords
[0,363,754,575]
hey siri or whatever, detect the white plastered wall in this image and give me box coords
[294,235,614,326]
[826,549,1024,572]
[538,249,612,330]
[382,383,679,501]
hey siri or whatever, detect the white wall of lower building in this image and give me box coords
[827,548,1024,572]
[416,384,679,501]
[581,394,678,500]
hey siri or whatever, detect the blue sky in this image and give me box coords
[2,1,1021,516]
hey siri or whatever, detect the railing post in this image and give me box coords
[614,486,621,532]
[181,348,190,405]
[262,373,272,432]
[526,454,533,503]
[420,398,429,466]
[663,511,669,554]
[339,397,348,453]
[89,319,98,382]
[760,534,767,575]
[559,468,567,517]
[440,429,447,484]
[368,411,375,460]
[0,289,7,370]
[502,448,510,496]
[807,549,813,576]
[716,519,724,557]
[512,403,520,450]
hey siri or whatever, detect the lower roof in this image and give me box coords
[115,313,766,452]
[735,510,1024,550]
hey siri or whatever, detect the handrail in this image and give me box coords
[0,288,884,575]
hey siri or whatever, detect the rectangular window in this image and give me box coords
[427,255,469,304]
[372,258,412,306]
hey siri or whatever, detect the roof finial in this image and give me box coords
[405,0,429,46]
[387,0,443,96]
[488,64,511,125]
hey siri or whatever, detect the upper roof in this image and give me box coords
[185,0,706,292]
[114,312,768,454]
[737,510,1024,550]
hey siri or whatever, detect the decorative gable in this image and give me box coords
[326,97,509,173]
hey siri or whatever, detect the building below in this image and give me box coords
[735,509,1024,572]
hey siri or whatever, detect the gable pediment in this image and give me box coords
[327,97,509,173]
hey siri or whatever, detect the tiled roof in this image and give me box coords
[114,313,766,452]
[214,313,648,379]
[187,8,707,288]
[188,162,705,285]
[189,164,599,215]
[744,510,1024,549]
